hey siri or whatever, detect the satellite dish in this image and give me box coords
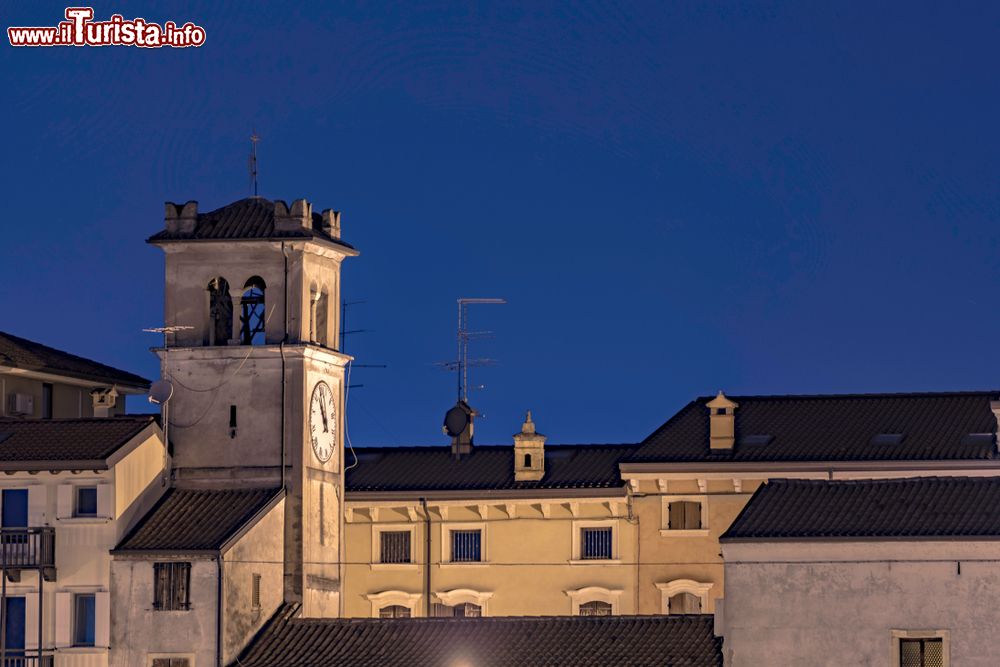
[148,379,174,405]
[444,404,469,437]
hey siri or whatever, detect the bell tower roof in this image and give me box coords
[148,197,357,254]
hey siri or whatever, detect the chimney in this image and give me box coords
[514,410,546,482]
[164,201,197,234]
[443,401,476,458]
[91,387,119,418]
[706,391,738,450]
[321,209,341,238]
[274,198,313,232]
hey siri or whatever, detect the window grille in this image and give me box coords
[579,601,612,616]
[379,605,411,618]
[154,562,192,610]
[668,592,702,614]
[900,638,944,667]
[450,530,482,562]
[380,531,412,564]
[581,527,613,559]
[668,501,702,530]
[152,659,191,667]
[433,602,482,617]
[251,573,261,609]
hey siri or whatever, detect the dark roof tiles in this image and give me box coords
[116,488,279,552]
[0,416,156,465]
[722,477,1000,540]
[0,330,150,388]
[628,391,1000,463]
[345,444,637,493]
[147,198,355,250]
[233,605,722,667]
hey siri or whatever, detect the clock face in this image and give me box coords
[309,381,337,464]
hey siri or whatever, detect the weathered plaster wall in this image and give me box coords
[109,558,218,667]
[222,497,285,664]
[721,540,1000,666]
[0,374,125,418]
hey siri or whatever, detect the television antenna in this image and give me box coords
[143,325,194,349]
[249,129,260,198]
[436,298,506,403]
[339,300,386,389]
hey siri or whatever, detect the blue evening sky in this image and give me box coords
[2,2,999,446]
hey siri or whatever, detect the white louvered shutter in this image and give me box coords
[27,485,45,527]
[56,485,73,519]
[97,483,113,519]
[54,591,72,647]
[95,591,110,647]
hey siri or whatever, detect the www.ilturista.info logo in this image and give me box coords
[8,7,206,48]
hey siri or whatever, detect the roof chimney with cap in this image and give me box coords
[321,209,341,238]
[514,411,546,482]
[273,198,313,232]
[706,391,738,450]
[164,201,198,234]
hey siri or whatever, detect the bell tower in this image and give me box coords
[148,196,359,616]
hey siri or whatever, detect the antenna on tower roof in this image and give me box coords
[435,298,506,403]
[249,129,260,198]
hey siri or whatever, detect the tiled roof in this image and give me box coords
[0,416,156,467]
[627,391,1000,463]
[233,605,722,667]
[115,488,280,552]
[722,477,1000,540]
[0,330,150,389]
[345,444,637,493]
[146,198,355,250]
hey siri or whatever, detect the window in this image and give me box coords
[668,592,701,614]
[251,573,261,610]
[154,562,191,610]
[524,453,532,467]
[42,383,53,419]
[581,527,613,560]
[380,531,411,564]
[379,605,411,618]
[450,530,482,562]
[667,501,702,530]
[239,276,267,345]
[579,601,612,616]
[206,277,232,346]
[433,603,481,617]
[73,593,95,646]
[900,638,944,667]
[152,659,191,667]
[75,487,98,517]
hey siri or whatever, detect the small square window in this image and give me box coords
[380,531,412,564]
[581,527,613,560]
[900,638,943,667]
[667,501,702,530]
[75,487,98,517]
[154,562,191,611]
[450,530,482,562]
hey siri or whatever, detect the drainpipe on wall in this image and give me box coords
[420,498,431,617]
[216,556,223,667]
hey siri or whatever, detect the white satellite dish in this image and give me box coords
[148,379,174,405]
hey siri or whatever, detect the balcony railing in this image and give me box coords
[1,655,54,667]
[0,529,55,580]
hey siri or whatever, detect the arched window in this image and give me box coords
[656,580,714,615]
[524,453,532,468]
[207,277,232,346]
[579,601,612,616]
[315,291,329,346]
[433,589,493,617]
[378,605,410,619]
[240,276,266,345]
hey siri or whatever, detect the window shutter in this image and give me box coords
[54,591,72,647]
[27,486,45,527]
[175,563,191,609]
[56,485,73,520]
[25,594,38,650]
[96,483,113,519]
[94,591,110,647]
[154,563,169,609]
[669,502,684,529]
[685,502,701,530]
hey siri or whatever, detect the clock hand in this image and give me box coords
[319,401,329,432]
